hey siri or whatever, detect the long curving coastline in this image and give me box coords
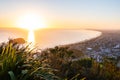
[36,29,102,49]
[68,30,120,62]
[61,30,102,47]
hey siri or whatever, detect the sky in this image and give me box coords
[0,0,120,30]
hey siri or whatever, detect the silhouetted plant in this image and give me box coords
[0,41,58,80]
[0,39,120,80]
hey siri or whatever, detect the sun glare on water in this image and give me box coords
[28,30,35,43]
[16,13,46,45]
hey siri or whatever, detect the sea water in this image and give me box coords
[0,28,101,49]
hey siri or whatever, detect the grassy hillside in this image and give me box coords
[0,40,120,80]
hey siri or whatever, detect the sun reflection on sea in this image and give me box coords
[27,30,35,48]
[16,13,47,48]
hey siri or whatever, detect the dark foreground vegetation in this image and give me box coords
[0,40,120,80]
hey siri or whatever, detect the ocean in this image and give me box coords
[0,28,102,49]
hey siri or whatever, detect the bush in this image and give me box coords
[0,40,120,80]
[41,46,120,80]
[0,42,58,80]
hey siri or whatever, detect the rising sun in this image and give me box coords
[16,13,46,44]
[17,13,46,30]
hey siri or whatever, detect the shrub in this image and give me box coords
[0,42,58,80]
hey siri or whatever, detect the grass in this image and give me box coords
[0,40,120,80]
[0,42,58,80]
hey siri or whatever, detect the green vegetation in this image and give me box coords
[39,47,120,80]
[0,40,120,80]
[0,42,58,80]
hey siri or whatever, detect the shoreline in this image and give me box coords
[60,29,102,47]
[67,30,120,59]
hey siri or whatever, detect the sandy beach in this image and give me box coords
[67,30,120,60]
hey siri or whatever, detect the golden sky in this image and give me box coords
[0,0,120,30]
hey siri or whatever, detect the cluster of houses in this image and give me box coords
[70,31,120,65]
[86,43,120,62]
[85,41,120,62]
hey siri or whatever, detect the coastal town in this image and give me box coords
[69,30,120,63]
